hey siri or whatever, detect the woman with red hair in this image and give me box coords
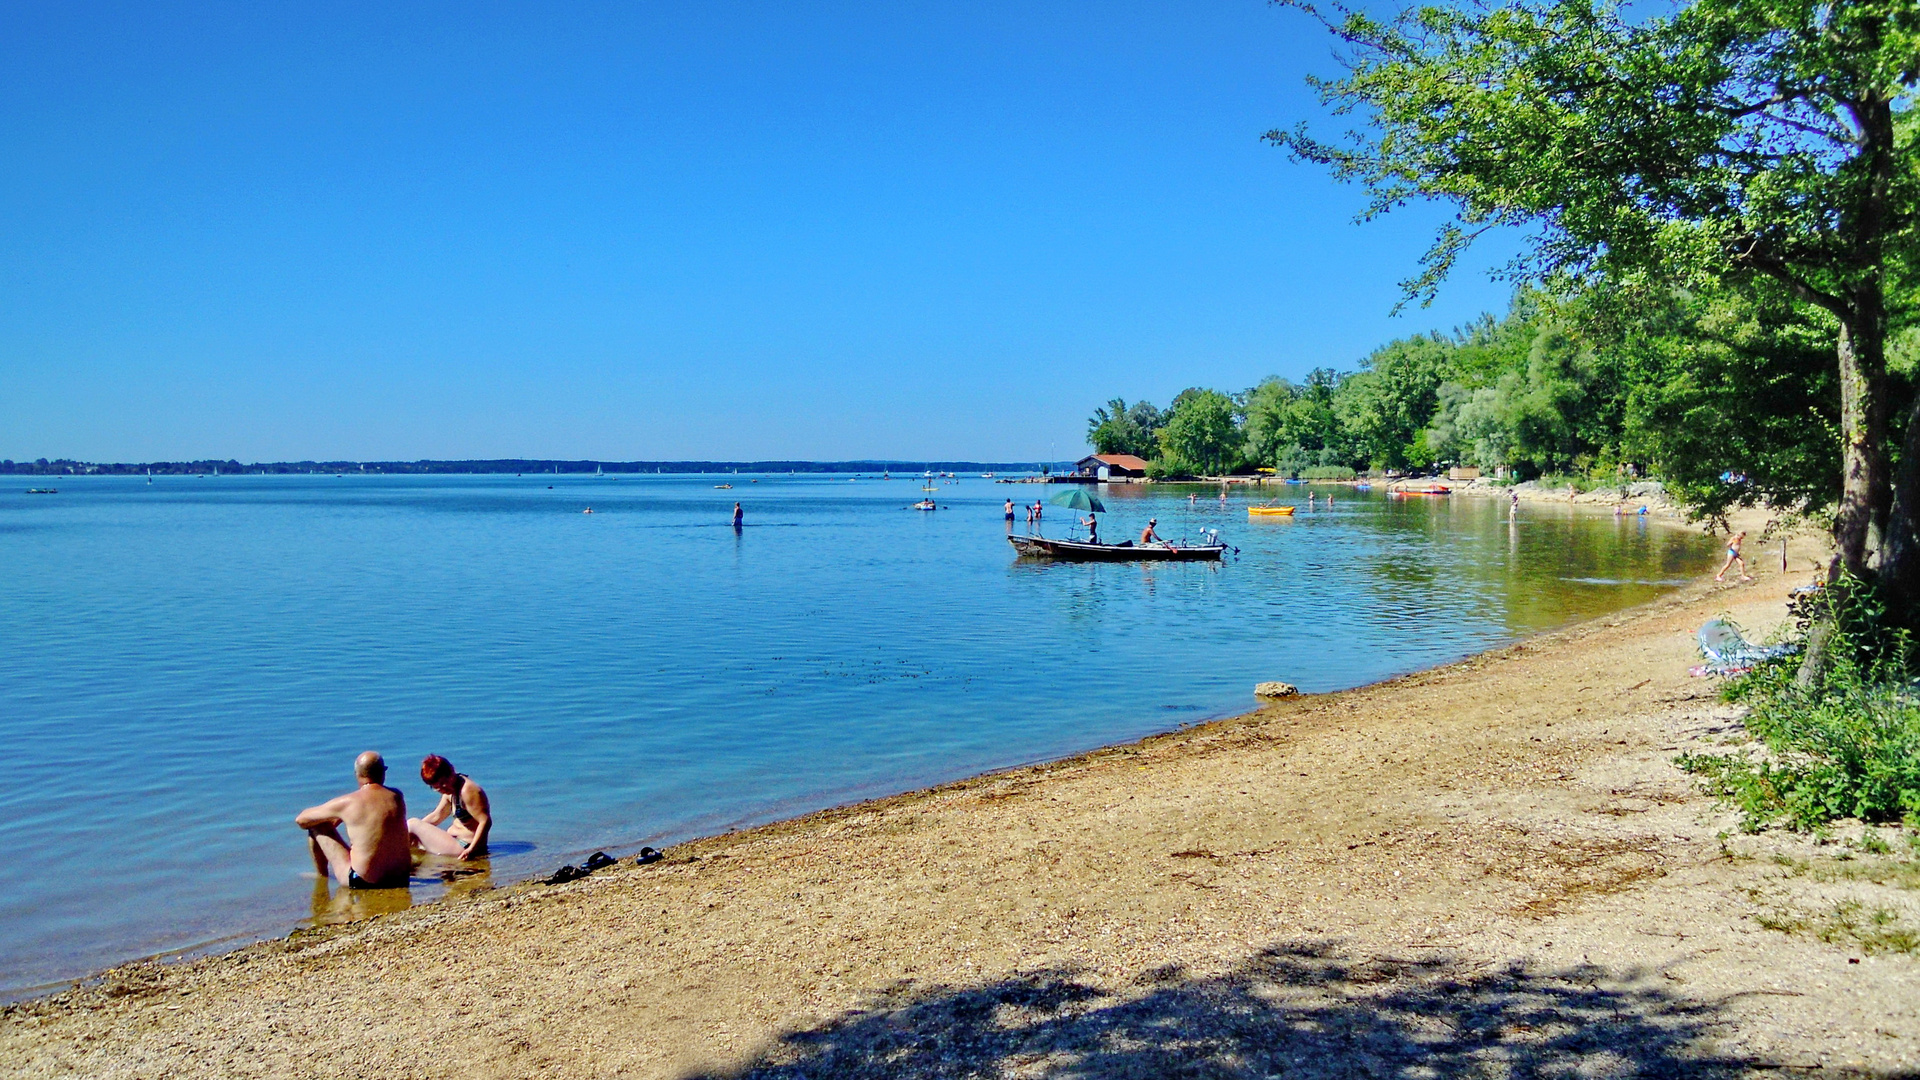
[406,754,492,860]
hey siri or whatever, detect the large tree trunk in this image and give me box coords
[1829,312,1886,580]
[1798,305,1887,688]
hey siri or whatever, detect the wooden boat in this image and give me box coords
[1391,484,1451,495]
[1247,505,1296,517]
[1008,535,1226,562]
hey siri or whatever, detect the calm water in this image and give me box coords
[0,474,1712,996]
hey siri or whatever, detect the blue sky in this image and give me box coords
[0,2,1517,463]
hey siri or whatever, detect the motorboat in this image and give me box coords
[1008,535,1226,562]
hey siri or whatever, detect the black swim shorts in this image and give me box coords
[348,870,406,890]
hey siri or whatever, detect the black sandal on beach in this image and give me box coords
[635,847,664,866]
[544,863,588,885]
[584,851,616,871]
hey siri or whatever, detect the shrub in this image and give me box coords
[1679,581,1920,831]
[1299,466,1358,481]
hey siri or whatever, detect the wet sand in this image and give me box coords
[6,518,1917,1079]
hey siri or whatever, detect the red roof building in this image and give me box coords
[1076,454,1150,478]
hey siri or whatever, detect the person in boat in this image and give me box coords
[731,502,743,528]
[408,754,492,860]
[1139,518,1161,546]
[296,751,411,889]
[1080,513,1099,543]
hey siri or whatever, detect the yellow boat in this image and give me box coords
[1247,505,1296,517]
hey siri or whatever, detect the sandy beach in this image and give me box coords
[6,517,1917,1079]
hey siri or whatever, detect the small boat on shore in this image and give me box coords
[1391,484,1451,495]
[1248,505,1295,517]
[1008,535,1227,562]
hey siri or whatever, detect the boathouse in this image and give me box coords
[1075,454,1150,480]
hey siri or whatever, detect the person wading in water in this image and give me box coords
[296,751,411,889]
[408,754,493,860]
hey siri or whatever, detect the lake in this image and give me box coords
[0,473,1711,997]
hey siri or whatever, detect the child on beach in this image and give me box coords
[1715,531,1753,582]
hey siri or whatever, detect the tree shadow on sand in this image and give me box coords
[688,941,1873,1079]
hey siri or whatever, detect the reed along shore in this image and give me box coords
[6,520,1917,1079]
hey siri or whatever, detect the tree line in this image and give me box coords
[1091,280,1911,526]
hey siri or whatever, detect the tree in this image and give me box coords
[1241,378,1300,468]
[1272,0,1920,600]
[1333,335,1452,469]
[1158,389,1246,475]
[1086,398,1164,458]
[1618,285,1845,517]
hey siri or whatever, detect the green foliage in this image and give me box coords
[1588,280,1849,522]
[1085,275,1864,492]
[1336,335,1452,470]
[1157,389,1245,476]
[1243,369,1349,473]
[1086,399,1165,459]
[1269,0,1920,310]
[1680,581,1920,830]
[1299,466,1358,480]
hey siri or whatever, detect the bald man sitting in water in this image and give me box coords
[295,751,412,889]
